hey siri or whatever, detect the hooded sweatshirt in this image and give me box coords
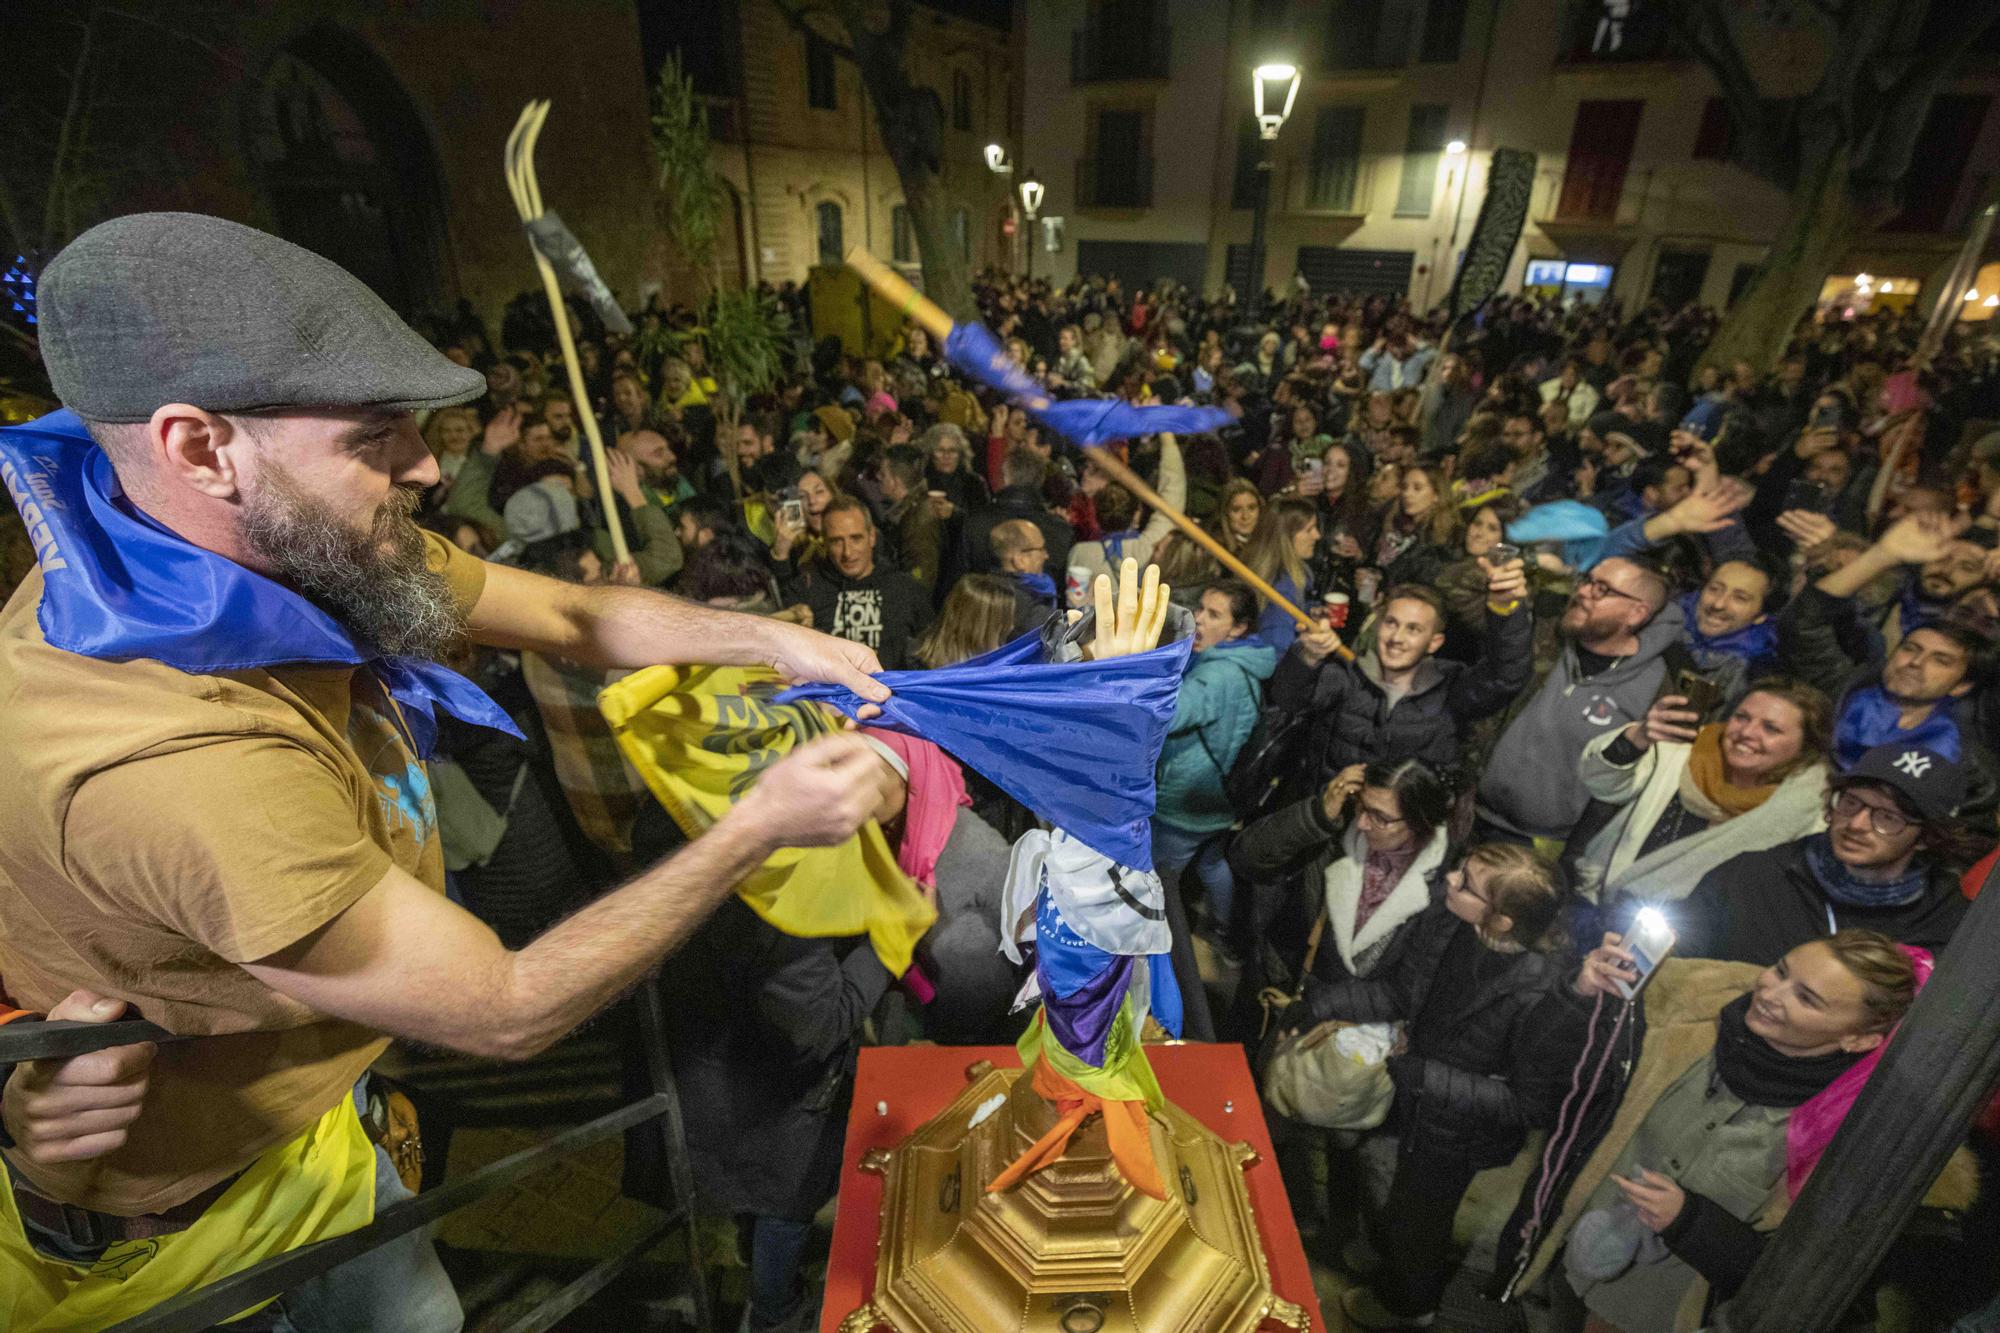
[1477,601,1686,839]
[1156,636,1279,833]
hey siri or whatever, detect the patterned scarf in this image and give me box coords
[1802,831,1929,909]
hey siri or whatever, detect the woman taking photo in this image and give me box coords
[1373,463,1463,593]
[1235,758,1456,984]
[1431,500,1521,666]
[1572,680,1832,917]
[1509,931,1935,1333]
[1283,844,1579,1330]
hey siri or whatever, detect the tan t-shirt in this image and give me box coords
[0,533,485,1215]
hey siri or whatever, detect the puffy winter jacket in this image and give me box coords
[1301,900,1582,1167]
[1267,602,1533,799]
[1156,636,1279,833]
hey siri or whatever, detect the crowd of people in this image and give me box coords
[372,267,2000,1332]
[10,230,2000,1333]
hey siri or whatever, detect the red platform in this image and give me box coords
[821,1042,1327,1332]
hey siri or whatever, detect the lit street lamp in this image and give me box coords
[984,143,1012,175]
[1246,62,1301,322]
[1019,171,1044,281]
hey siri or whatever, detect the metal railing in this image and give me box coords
[1075,156,1155,209]
[3,989,712,1333]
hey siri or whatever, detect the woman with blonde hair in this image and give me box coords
[1372,463,1462,593]
[1245,497,1320,653]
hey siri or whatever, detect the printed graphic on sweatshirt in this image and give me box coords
[831,588,886,649]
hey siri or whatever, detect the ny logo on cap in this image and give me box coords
[1894,750,1933,779]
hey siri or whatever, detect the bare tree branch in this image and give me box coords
[767,0,859,64]
[1663,0,1791,188]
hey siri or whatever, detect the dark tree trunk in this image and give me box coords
[1699,142,1854,375]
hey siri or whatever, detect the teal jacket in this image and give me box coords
[1156,637,1278,833]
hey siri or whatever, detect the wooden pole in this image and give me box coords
[844,247,1330,643]
[505,101,629,563]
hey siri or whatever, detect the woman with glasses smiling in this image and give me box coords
[1667,743,1977,966]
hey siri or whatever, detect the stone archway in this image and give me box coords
[245,26,448,315]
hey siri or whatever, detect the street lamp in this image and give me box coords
[1441,137,1472,306]
[984,143,1012,175]
[1019,171,1044,281]
[1247,62,1301,322]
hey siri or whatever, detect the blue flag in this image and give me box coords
[780,616,1193,871]
[941,322,1231,446]
[0,410,519,757]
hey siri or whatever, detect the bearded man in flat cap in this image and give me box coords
[0,213,895,1330]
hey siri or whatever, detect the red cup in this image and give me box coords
[1322,592,1350,629]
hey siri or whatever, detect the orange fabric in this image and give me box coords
[985,1058,1165,1200]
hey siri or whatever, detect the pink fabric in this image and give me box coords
[865,390,898,420]
[863,729,969,890]
[1784,944,1934,1199]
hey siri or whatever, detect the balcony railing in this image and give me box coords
[1071,24,1171,82]
[1075,156,1155,209]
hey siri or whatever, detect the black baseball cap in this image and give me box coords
[1836,744,1966,822]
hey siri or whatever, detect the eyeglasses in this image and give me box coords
[1356,805,1405,828]
[1577,576,1646,606]
[1828,790,1912,838]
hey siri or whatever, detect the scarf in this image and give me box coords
[1714,993,1863,1109]
[1802,831,1930,909]
[1016,571,1058,605]
[1100,528,1140,566]
[1832,685,1960,770]
[1785,944,1933,1198]
[0,411,518,759]
[1679,592,1778,673]
[1896,572,1946,637]
[863,730,969,891]
[1678,723,1780,822]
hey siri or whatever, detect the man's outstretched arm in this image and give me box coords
[467,558,890,703]
[243,733,895,1061]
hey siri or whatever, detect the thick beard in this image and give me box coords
[240,465,467,661]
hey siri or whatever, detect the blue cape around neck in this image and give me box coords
[0,409,519,758]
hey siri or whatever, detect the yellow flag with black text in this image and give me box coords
[597,664,934,975]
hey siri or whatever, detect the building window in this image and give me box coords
[816,200,844,264]
[1891,93,1992,232]
[806,34,837,110]
[952,70,973,131]
[1326,0,1416,71]
[953,207,971,262]
[892,204,914,263]
[1394,103,1447,216]
[1232,116,1263,211]
[1692,98,1731,161]
[1419,0,1469,63]
[1307,105,1365,211]
[1557,98,1643,221]
[1082,107,1153,207]
[1565,0,1670,62]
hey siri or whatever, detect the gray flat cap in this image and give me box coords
[37,212,486,422]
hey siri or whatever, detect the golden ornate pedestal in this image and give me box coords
[839,1060,1309,1333]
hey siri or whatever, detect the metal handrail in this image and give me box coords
[102,1094,676,1333]
[1,995,709,1333]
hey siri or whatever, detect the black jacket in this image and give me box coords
[1675,838,1969,965]
[965,484,1076,576]
[659,898,895,1219]
[786,564,935,670]
[1301,901,1581,1167]
[1267,603,1532,798]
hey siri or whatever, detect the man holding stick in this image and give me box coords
[0,214,892,1330]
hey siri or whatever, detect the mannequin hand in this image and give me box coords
[1082,559,1170,660]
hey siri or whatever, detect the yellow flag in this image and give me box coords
[598,664,936,975]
